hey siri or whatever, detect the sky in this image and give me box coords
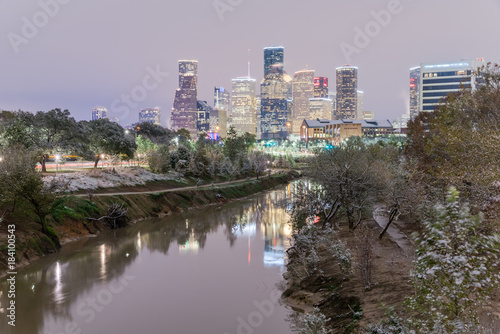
[1,0,500,127]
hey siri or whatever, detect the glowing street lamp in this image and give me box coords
[55,154,61,173]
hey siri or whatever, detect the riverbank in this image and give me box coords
[0,171,298,276]
[282,218,418,334]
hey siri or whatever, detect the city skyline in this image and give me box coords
[1,0,500,127]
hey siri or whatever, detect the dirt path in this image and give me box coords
[75,173,277,197]
[372,207,415,255]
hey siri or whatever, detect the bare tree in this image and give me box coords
[355,226,374,290]
[308,137,379,230]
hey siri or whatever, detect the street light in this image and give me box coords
[55,154,60,173]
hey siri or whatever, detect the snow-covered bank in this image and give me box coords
[44,168,185,192]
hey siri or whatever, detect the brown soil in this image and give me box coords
[283,219,417,333]
[283,216,500,333]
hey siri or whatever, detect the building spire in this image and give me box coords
[247,49,251,78]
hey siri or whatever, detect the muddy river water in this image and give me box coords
[0,185,295,334]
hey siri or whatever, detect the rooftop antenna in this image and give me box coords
[247,49,251,78]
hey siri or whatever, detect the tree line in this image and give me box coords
[0,109,273,243]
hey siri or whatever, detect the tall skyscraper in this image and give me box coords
[255,96,261,139]
[409,66,420,119]
[264,46,284,76]
[329,92,337,120]
[419,59,483,113]
[260,65,292,140]
[91,106,108,120]
[309,98,333,120]
[196,100,212,134]
[139,107,161,125]
[336,65,358,119]
[357,90,364,119]
[214,87,230,115]
[292,70,315,135]
[230,77,257,135]
[171,60,198,138]
[212,87,230,137]
[314,77,329,98]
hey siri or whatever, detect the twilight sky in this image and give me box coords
[1,0,499,127]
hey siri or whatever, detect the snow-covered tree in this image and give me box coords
[406,187,500,333]
[294,307,331,334]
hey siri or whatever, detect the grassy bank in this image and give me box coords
[0,171,298,275]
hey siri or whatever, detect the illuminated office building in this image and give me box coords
[171,60,198,138]
[409,66,420,119]
[309,98,333,120]
[230,77,257,135]
[264,46,284,76]
[419,59,483,113]
[314,77,329,98]
[196,100,212,134]
[291,70,315,135]
[212,86,230,137]
[139,107,160,125]
[260,66,293,139]
[336,65,358,119]
[91,106,108,121]
[357,90,364,119]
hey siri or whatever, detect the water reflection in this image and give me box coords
[0,187,294,334]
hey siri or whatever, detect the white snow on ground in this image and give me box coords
[44,168,186,192]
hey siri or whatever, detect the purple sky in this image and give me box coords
[1,0,499,126]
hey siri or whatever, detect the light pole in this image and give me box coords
[55,155,60,173]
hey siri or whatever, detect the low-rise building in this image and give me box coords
[301,118,394,143]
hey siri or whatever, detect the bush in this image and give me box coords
[148,145,171,174]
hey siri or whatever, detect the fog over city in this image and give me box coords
[1,0,499,125]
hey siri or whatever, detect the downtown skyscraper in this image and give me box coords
[171,60,198,138]
[230,77,257,135]
[264,47,284,77]
[139,107,161,125]
[409,66,420,119]
[291,70,315,135]
[212,86,230,137]
[314,77,329,98]
[336,65,358,119]
[260,65,292,140]
[91,106,108,120]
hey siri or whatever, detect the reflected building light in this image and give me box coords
[100,244,107,280]
[137,232,142,249]
[235,222,257,238]
[179,232,199,255]
[248,237,251,265]
[53,261,64,304]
